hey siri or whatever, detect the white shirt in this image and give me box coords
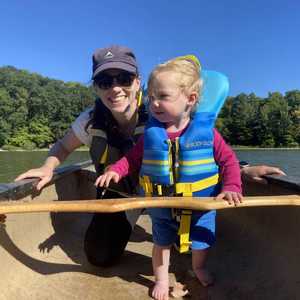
[71,107,93,147]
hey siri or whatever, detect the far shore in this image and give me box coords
[233,147,300,150]
[0,147,299,152]
[0,147,89,152]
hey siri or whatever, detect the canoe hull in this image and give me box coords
[0,161,299,300]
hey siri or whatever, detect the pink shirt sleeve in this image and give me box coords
[213,129,242,193]
[109,136,144,178]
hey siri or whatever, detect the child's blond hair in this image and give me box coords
[147,55,203,109]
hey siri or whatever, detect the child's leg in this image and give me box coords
[152,244,171,300]
[192,248,214,287]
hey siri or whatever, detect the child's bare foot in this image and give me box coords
[193,268,214,287]
[152,281,169,300]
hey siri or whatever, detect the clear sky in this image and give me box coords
[0,0,299,97]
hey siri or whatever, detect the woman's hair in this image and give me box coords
[147,55,203,105]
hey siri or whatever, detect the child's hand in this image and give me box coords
[94,171,120,187]
[215,191,243,206]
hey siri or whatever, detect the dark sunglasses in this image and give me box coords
[95,72,136,90]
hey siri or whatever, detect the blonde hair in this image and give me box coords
[147,55,203,106]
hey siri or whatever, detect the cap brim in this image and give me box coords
[92,62,137,79]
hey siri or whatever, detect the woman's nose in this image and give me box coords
[111,79,123,90]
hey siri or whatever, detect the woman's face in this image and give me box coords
[94,69,140,114]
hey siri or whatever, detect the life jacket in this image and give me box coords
[139,70,229,252]
[89,93,148,196]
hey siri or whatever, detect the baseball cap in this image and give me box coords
[92,45,138,79]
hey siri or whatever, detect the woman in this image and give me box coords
[15,45,285,267]
[16,45,148,267]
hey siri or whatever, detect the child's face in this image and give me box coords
[148,71,196,127]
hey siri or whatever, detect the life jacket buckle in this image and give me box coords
[162,184,177,196]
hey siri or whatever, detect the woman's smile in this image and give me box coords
[108,94,127,104]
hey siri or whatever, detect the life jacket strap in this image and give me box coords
[139,176,152,196]
[178,208,192,253]
[139,173,219,253]
[139,173,219,197]
[99,144,109,164]
[175,173,219,194]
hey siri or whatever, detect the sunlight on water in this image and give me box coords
[0,149,299,184]
[236,149,300,178]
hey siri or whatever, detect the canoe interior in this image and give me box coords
[0,161,299,300]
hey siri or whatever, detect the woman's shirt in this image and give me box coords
[71,107,94,147]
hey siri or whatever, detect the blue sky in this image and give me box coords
[0,0,299,97]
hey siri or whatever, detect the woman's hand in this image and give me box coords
[241,165,286,184]
[95,171,120,187]
[215,191,243,206]
[14,166,54,191]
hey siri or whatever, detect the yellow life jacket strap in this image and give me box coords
[99,144,109,165]
[176,174,219,253]
[178,209,192,253]
[139,173,219,197]
[139,176,153,196]
[137,90,143,107]
[139,174,219,253]
[175,173,219,194]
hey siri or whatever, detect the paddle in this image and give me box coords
[0,195,299,215]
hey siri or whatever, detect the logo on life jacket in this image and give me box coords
[185,140,213,149]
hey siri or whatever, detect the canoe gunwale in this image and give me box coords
[0,160,93,201]
[0,160,299,202]
[264,174,300,192]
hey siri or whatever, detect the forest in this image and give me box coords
[0,66,299,149]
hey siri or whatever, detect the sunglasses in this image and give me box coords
[95,72,136,90]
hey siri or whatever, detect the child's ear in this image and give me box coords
[187,92,198,107]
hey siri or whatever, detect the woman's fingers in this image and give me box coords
[36,176,52,191]
[15,168,53,191]
[15,169,40,181]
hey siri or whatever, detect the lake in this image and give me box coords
[0,149,299,183]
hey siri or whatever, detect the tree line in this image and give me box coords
[0,66,299,149]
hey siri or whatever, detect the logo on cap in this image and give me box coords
[104,51,114,59]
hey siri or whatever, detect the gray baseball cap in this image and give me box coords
[92,45,138,79]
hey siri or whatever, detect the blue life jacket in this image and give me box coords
[140,70,229,197]
[140,112,221,196]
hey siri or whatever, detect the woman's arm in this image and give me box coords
[241,165,286,184]
[15,129,83,190]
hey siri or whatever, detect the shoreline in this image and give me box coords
[0,148,89,152]
[1,147,299,152]
[233,147,300,150]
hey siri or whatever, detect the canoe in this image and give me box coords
[0,161,299,300]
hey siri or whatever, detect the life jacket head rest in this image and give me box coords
[196,70,229,117]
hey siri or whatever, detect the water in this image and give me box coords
[0,150,90,183]
[235,149,300,178]
[0,149,299,183]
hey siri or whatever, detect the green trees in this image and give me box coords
[217,90,300,147]
[0,66,299,149]
[0,66,94,149]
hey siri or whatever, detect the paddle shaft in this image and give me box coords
[0,195,300,214]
